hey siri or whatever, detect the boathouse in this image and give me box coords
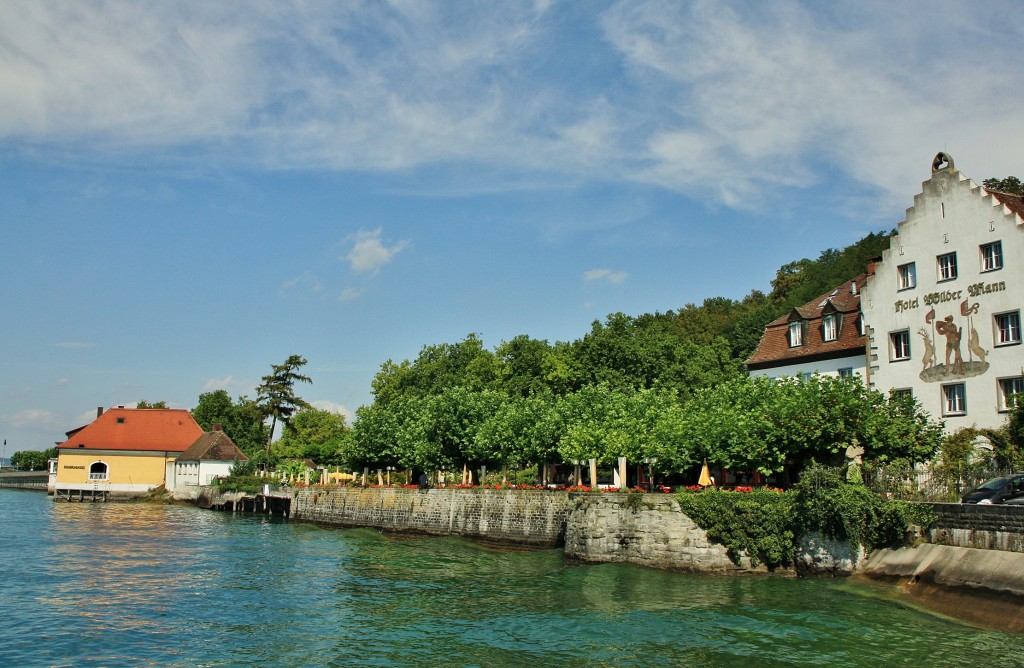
[54,406,204,501]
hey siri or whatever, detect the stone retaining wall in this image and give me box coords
[563,493,780,573]
[926,502,1024,552]
[290,486,571,546]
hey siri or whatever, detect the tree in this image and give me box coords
[256,355,312,457]
[191,390,269,457]
[370,334,498,405]
[983,176,1024,195]
[136,400,168,409]
[274,408,350,462]
[11,448,56,471]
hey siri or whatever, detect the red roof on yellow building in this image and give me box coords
[56,407,204,453]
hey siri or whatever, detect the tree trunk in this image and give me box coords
[265,415,278,458]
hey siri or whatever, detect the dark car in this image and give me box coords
[961,474,1024,504]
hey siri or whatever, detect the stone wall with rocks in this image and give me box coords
[926,502,1024,552]
[562,493,786,574]
[290,486,572,547]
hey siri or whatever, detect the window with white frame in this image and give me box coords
[88,461,109,481]
[999,377,1024,412]
[994,311,1021,346]
[937,252,958,281]
[942,383,966,416]
[890,388,913,402]
[981,241,1003,272]
[838,367,854,378]
[897,262,916,290]
[788,321,803,347]
[822,314,838,342]
[890,330,911,361]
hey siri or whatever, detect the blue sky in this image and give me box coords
[2,1,1023,455]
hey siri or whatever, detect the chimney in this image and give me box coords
[212,423,223,432]
[97,407,104,418]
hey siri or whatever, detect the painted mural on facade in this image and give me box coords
[918,301,989,382]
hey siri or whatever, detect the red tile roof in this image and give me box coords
[745,274,867,370]
[57,408,204,453]
[988,189,1024,220]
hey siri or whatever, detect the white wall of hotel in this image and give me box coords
[860,157,1023,433]
[748,355,867,381]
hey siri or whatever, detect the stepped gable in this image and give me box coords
[987,189,1024,221]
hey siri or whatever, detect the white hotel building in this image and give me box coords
[859,153,1024,432]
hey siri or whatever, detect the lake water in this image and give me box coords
[0,488,1018,667]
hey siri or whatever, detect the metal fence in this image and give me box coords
[862,463,1013,502]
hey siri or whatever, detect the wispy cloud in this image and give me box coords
[200,375,253,396]
[309,399,354,422]
[339,286,365,302]
[280,271,324,298]
[7,408,57,429]
[344,228,410,275]
[1,1,1021,211]
[584,268,628,284]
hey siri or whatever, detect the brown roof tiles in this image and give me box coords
[745,274,867,370]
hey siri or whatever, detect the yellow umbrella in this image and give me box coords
[697,459,712,487]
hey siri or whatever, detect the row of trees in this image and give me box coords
[8,447,57,471]
[346,376,942,481]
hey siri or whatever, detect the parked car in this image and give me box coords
[960,474,1024,504]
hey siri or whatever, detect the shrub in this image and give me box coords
[676,487,794,569]
[792,464,936,552]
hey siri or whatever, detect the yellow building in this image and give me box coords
[54,406,204,501]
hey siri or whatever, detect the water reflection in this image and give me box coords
[0,490,1018,668]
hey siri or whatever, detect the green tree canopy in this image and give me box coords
[983,176,1024,195]
[274,407,350,463]
[11,448,56,471]
[191,390,268,457]
[256,355,312,456]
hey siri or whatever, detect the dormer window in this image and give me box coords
[788,321,804,347]
[822,314,838,342]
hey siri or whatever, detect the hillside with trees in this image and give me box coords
[338,230,946,485]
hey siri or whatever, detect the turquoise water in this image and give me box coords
[0,489,1017,667]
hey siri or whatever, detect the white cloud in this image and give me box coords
[344,228,410,275]
[339,286,365,302]
[7,408,57,429]
[309,399,354,422]
[584,268,628,284]
[1,1,1022,212]
[200,375,252,395]
[56,378,69,386]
